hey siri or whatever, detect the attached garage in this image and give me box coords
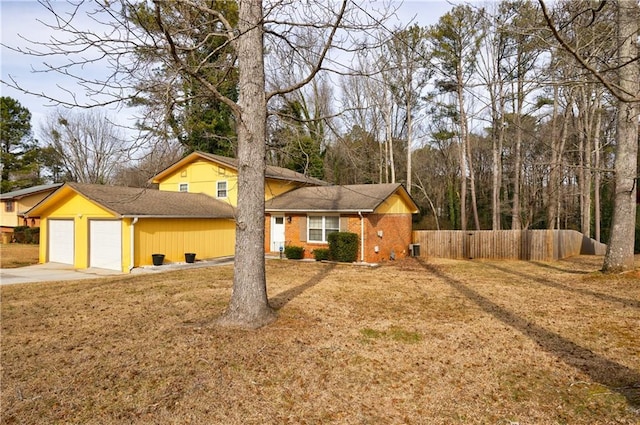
[26,182,236,273]
[89,220,122,271]
[48,219,74,265]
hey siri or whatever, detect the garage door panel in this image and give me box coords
[49,220,74,265]
[90,220,122,271]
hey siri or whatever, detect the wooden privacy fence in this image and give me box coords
[411,230,607,261]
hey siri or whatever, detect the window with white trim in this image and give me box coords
[178,183,188,192]
[217,181,228,198]
[308,215,339,243]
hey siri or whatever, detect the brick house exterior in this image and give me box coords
[265,183,418,263]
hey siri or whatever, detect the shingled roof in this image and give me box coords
[27,182,235,218]
[0,183,62,200]
[265,183,418,213]
[151,151,327,186]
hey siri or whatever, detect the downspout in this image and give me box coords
[129,217,138,272]
[358,211,364,263]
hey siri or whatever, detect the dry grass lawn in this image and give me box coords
[0,243,39,269]
[1,256,639,424]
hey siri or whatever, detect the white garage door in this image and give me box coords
[49,219,74,265]
[89,220,122,271]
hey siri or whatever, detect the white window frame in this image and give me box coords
[216,181,228,198]
[307,215,339,243]
[178,183,189,192]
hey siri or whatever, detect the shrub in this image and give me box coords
[313,248,330,261]
[328,232,358,263]
[13,226,39,244]
[284,245,304,260]
[26,227,40,244]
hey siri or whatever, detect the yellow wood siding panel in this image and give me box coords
[374,194,413,214]
[0,204,19,228]
[135,218,235,266]
[265,179,303,200]
[157,160,239,206]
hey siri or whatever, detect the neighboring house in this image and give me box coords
[265,183,419,262]
[0,183,62,235]
[150,151,327,205]
[26,182,236,272]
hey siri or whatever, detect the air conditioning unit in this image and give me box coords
[409,243,421,257]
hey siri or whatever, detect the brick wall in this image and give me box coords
[363,213,412,263]
[266,212,413,263]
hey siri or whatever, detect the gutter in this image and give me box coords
[265,209,375,214]
[129,217,138,272]
[358,211,365,263]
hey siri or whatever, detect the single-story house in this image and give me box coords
[265,183,419,262]
[26,182,236,272]
[0,183,62,237]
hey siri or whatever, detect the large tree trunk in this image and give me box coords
[219,0,275,328]
[603,1,639,273]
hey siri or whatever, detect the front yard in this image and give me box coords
[0,243,39,268]
[1,256,639,424]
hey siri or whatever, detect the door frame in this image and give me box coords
[270,215,286,252]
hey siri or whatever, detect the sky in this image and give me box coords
[0,0,458,141]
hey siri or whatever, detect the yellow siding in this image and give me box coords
[135,218,235,266]
[374,193,414,214]
[265,179,303,200]
[0,203,19,228]
[18,193,52,215]
[158,159,239,206]
[1,192,52,228]
[38,191,118,269]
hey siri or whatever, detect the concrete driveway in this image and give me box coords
[0,257,235,286]
[0,263,123,285]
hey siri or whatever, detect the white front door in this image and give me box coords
[89,220,122,271]
[270,215,286,252]
[49,219,74,265]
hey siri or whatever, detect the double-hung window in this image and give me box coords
[178,183,188,192]
[217,181,228,198]
[308,215,339,243]
[4,201,14,213]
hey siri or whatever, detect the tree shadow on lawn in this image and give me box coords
[416,258,640,408]
[270,263,337,309]
[529,260,592,275]
[485,262,640,310]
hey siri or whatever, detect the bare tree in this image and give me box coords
[40,109,132,184]
[3,0,393,327]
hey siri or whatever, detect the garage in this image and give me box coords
[48,219,74,265]
[89,220,122,271]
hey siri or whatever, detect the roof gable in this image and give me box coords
[265,183,419,213]
[150,151,327,186]
[27,183,235,218]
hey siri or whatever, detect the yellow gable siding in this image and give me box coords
[18,193,53,214]
[135,218,235,266]
[158,160,239,206]
[374,193,414,214]
[265,179,304,200]
[38,191,120,269]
